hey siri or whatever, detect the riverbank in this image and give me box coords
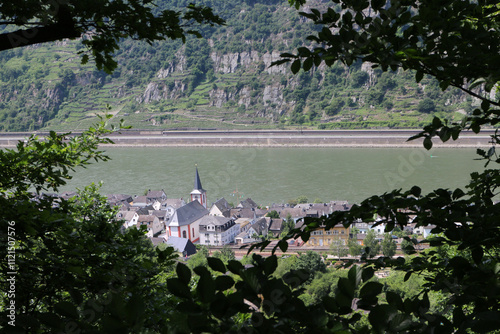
[0,129,494,148]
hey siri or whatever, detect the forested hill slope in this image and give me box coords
[0,0,474,132]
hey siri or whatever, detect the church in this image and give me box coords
[166,167,209,243]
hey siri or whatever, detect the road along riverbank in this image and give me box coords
[0,129,495,148]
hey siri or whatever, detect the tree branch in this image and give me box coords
[0,23,80,51]
[0,5,80,52]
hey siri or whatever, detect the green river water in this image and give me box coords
[61,146,485,206]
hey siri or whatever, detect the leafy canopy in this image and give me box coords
[277,0,500,147]
[0,0,224,73]
[0,118,177,332]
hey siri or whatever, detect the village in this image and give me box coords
[66,167,435,257]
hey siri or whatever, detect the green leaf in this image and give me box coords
[452,188,465,199]
[207,257,226,273]
[277,239,288,253]
[297,47,311,56]
[313,55,322,67]
[423,137,433,150]
[410,186,421,197]
[481,100,490,111]
[439,127,451,142]
[471,122,481,134]
[303,57,313,71]
[197,272,216,303]
[369,305,394,331]
[215,275,235,291]
[291,59,301,74]
[432,116,443,128]
[263,255,278,276]
[176,262,192,284]
[385,291,403,309]
[415,71,424,83]
[361,267,374,281]
[227,260,244,275]
[439,80,450,90]
[359,281,383,299]
[337,277,355,299]
[210,295,230,318]
[167,278,192,299]
[348,265,362,287]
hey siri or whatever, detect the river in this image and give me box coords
[60,146,484,206]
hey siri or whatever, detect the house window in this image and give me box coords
[192,228,195,236]
[182,231,187,238]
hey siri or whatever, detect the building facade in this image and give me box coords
[199,216,239,246]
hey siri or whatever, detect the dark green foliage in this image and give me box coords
[325,97,345,116]
[418,98,436,113]
[350,70,369,88]
[363,229,381,258]
[347,237,362,256]
[266,210,280,218]
[0,1,224,73]
[282,0,500,140]
[329,238,348,260]
[294,250,326,282]
[0,118,178,332]
[381,233,397,257]
[212,245,236,264]
[167,254,389,333]
[273,1,500,330]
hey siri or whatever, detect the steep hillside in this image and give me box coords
[0,0,474,131]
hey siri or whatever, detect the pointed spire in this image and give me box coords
[194,166,204,191]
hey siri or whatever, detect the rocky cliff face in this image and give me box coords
[139,49,291,114]
[210,51,287,74]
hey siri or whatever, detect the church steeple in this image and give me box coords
[190,166,207,208]
[194,166,204,192]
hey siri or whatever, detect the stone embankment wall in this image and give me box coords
[0,130,493,148]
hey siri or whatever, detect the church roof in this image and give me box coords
[193,167,205,191]
[170,200,208,226]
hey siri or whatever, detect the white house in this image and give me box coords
[209,197,232,217]
[413,225,436,238]
[116,211,139,229]
[199,216,239,246]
